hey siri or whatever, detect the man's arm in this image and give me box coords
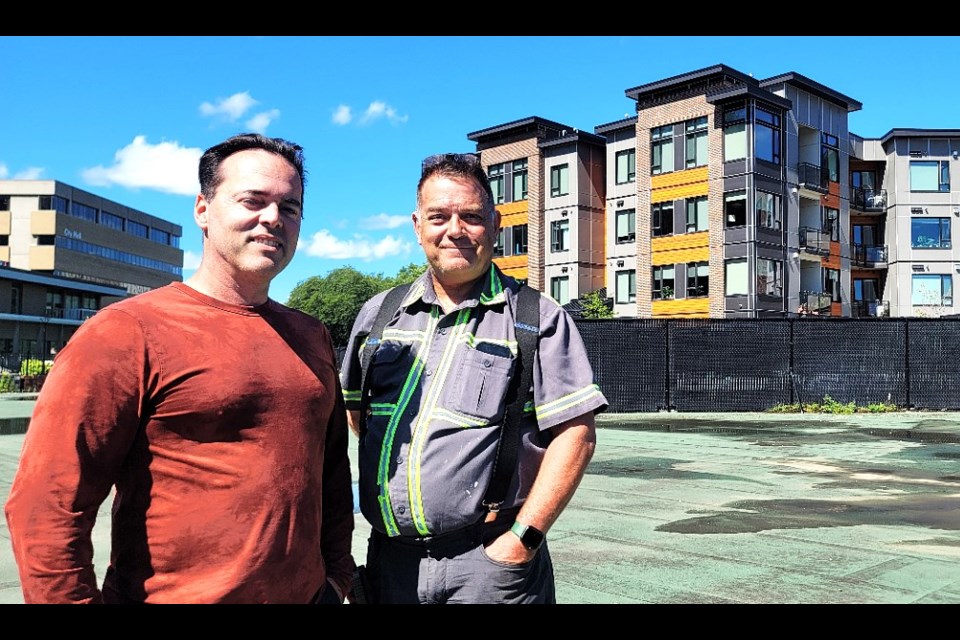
[320,373,357,600]
[4,309,145,603]
[482,411,597,564]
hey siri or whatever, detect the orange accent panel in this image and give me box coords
[494,255,527,270]
[497,201,528,216]
[500,265,528,281]
[651,167,709,204]
[823,245,841,270]
[652,297,709,318]
[500,210,528,227]
[652,231,709,253]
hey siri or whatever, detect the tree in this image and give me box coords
[287,263,428,346]
[580,289,614,319]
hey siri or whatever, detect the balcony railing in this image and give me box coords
[798,162,828,193]
[850,187,887,211]
[799,226,832,256]
[851,244,888,267]
[63,308,98,322]
[799,290,835,315]
[851,299,890,318]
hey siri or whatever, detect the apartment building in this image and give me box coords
[466,64,959,319]
[0,180,183,361]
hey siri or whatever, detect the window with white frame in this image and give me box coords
[615,149,636,184]
[652,265,675,300]
[488,163,504,205]
[685,117,708,168]
[757,258,783,296]
[686,261,709,298]
[754,107,781,165]
[550,276,570,305]
[615,209,635,244]
[685,196,708,233]
[615,269,636,304]
[550,218,569,252]
[725,259,748,296]
[550,164,569,197]
[725,190,747,227]
[651,125,674,175]
[910,160,950,192]
[912,274,953,306]
[756,191,781,230]
[723,105,747,162]
[653,201,673,237]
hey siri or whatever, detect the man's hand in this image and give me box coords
[482,529,538,566]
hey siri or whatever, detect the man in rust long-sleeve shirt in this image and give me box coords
[4,133,355,603]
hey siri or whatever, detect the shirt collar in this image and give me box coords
[406,264,508,311]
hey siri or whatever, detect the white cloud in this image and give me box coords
[363,213,410,230]
[80,135,201,196]
[0,164,6,179]
[300,229,412,261]
[359,101,409,125]
[331,104,352,125]
[199,91,259,122]
[182,250,202,270]
[15,167,44,180]
[246,109,280,134]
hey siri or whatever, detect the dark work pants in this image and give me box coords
[365,516,556,604]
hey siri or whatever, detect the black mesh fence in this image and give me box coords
[574,317,960,413]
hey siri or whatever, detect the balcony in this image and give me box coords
[850,187,887,213]
[851,244,888,268]
[798,162,828,194]
[63,308,98,322]
[799,226,832,256]
[851,299,890,318]
[799,291,834,315]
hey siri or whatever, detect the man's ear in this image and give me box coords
[194,194,209,231]
[411,210,423,246]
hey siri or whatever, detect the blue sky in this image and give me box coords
[2,35,958,303]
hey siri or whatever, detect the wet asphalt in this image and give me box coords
[1,395,957,604]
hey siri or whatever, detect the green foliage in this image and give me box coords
[767,395,899,414]
[0,372,15,393]
[287,263,428,346]
[580,290,614,320]
[19,359,51,377]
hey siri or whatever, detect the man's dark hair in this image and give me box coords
[417,153,494,211]
[198,133,306,208]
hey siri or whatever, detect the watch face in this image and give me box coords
[512,521,545,550]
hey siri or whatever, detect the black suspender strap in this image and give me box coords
[358,283,411,440]
[482,283,540,515]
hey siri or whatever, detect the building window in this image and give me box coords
[615,269,636,304]
[824,268,841,303]
[550,164,569,197]
[754,107,781,165]
[512,224,528,255]
[652,265,675,300]
[0,196,10,210]
[686,261,709,298]
[724,190,747,227]
[150,228,170,245]
[493,229,504,257]
[10,283,22,314]
[550,218,569,252]
[756,191,781,230]
[39,195,69,214]
[512,159,528,202]
[821,132,839,183]
[651,125,674,175]
[652,202,674,237]
[912,217,952,248]
[757,258,783,297]
[822,207,839,241]
[99,210,125,231]
[550,276,570,305]
[913,274,952,306]
[685,196,708,233]
[616,149,636,184]
[488,163,505,205]
[615,209,635,244]
[725,259,748,296]
[127,220,148,239]
[685,117,708,168]
[723,105,747,162]
[854,278,879,302]
[852,170,877,191]
[910,160,950,192]
[70,202,98,222]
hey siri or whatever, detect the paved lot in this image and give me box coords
[1,395,958,604]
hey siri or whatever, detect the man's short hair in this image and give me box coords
[199,133,306,210]
[417,153,494,212]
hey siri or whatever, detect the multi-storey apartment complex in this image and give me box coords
[467,64,960,319]
[0,180,183,361]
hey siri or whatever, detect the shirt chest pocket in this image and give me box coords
[445,343,516,423]
[370,341,414,398]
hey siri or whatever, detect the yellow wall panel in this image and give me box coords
[497,201,528,216]
[652,297,709,318]
[501,265,528,281]
[652,231,708,253]
[0,211,10,235]
[500,210,528,227]
[652,247,709,266]
[651,167,709,204]
[495,255,528,270]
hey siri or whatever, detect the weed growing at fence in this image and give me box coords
[768,395,900,414]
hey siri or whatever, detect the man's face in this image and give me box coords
[194,149,302,287]
[413,174,500,289]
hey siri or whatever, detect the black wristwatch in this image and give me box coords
[510,520,545,551]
